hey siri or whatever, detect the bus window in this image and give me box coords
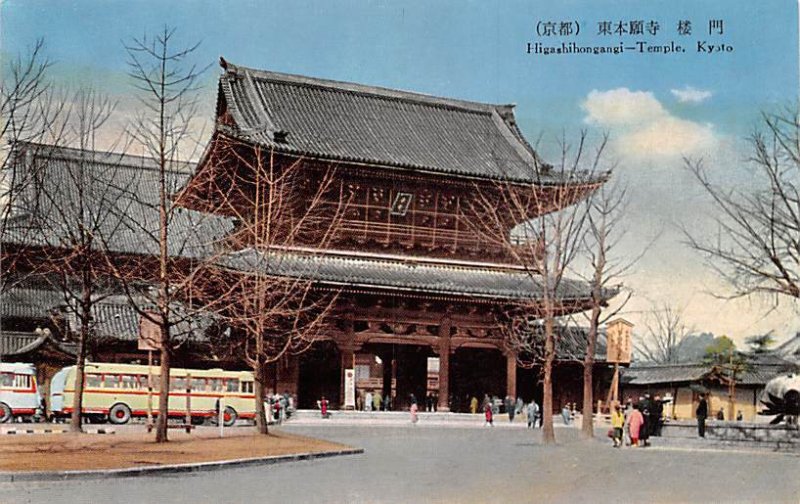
[191,378,206,392]
[150,376,160,391]
[209,378,223,392]
[14,375,31,389]
[86,374,102,388]
[0,373,13,387]
[241,381,254,394]
[121,375,139,389]
[104,374,120,388]
[170,377,186,391]
[226,379,240,393]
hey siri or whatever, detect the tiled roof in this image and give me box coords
[215,62,589,184]
[622,361,798,386]
[0,287,65,319]
[0,331,40,355]
[0,332,76,358]
[4,143,233,259]
[61,295,213,343]
[218,248,602,302]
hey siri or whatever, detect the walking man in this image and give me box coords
[696,393,708,438]
[527,401,540,429]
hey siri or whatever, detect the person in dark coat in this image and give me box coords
[505,396,515,422]
[696,394,708,438]
[652,395,664,436]
[638,396,651,446]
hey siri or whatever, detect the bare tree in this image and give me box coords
[578,174,638,438]
[20,89,122,432]
[115,27,209,443]
[1,39,67,290]
[685,108,800,304]
[187,139,348,434]
[468,131,605,444]
[635,302,693,364]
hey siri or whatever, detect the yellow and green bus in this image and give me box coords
[50,362,256,426]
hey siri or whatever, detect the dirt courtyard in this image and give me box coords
[0,427,350,472]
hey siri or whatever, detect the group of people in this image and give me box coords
[609,394,665,447]
[356,390,393,412]
[478,394,542,427]
[267,392,294,424]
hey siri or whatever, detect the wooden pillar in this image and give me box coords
[437,316,451,412]
[506,351,517,399]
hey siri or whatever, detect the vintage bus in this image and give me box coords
[50,363,256,426]
[0,362,42,423]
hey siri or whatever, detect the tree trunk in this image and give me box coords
[581,304,601,438]
[155,339,171,443]
[542,316,556,444]
[69,320,87,433]
[254,360,268,435]
[70,278,92,433]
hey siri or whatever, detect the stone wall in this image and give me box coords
[661,420,800,451]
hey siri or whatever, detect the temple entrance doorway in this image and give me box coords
[517,367,543,405]
[358,343,433,411]
[297,340,341,409]
[449,347,506,412]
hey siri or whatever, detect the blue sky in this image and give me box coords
[2,0,799,344]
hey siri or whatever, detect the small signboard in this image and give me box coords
[606,318,633,364]
[344,369,356,409]
[138,315,162,351]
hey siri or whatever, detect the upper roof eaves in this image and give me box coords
[214,61,580,185]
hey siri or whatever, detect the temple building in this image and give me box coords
[2,61,614,412]
[176,61,611,411]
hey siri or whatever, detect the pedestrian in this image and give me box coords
[623,398,633,446]
[470,396,479,414]
[484,402,494,427]
[653,395,664,436]
[373,390,382,412]
[365,391,373,412]
[611,404,624,448]
[716,408,725,421]
[639,396,651,447]
[561,404,571,425]
[527,401,540,429]
[319,396,329,419]
[410,400,419,424]
[696,393,708,438]
[515,397,524,415]
[628,403,644,447]
[506,395,515,422]
[736,410,743,421]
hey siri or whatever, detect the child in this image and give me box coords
[611,404,624,448]
[484,402,494,427]
[410,401,419,424]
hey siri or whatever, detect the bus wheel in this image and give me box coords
[0,403,11,423]
[223,406,237,427]
[108,403,131,425]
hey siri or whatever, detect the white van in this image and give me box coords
[0,362,41,422]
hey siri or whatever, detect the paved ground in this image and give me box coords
[2,423,798,504]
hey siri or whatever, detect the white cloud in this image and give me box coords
[582,88,665,126]
[581,87,720,161]
[670,86,713,104]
